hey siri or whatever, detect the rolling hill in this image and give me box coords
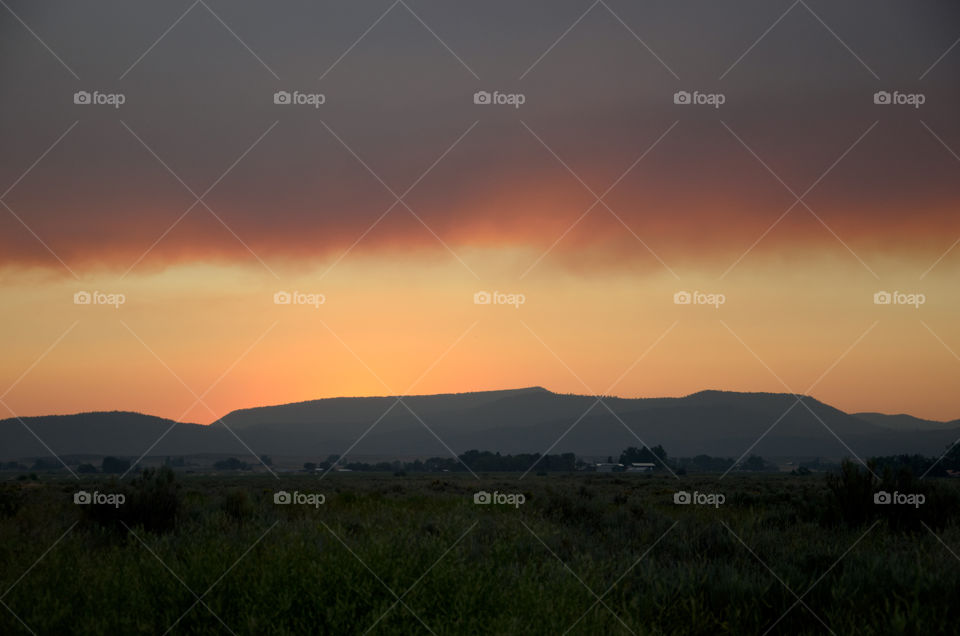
[1,388,957,461]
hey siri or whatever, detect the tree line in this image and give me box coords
[10,443,960,476]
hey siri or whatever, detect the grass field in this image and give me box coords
[2,470,959,635]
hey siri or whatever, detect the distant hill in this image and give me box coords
[853,412,960,432]
[0,411,245,459]
[1,389,957,461]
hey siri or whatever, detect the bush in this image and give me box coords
[825,459,878,526]
[824,459,960,532]
[81,466,181,534]
[0,485,24,517]
[221,488,255,524]
[127,466,181,532]
[874,466,960,532]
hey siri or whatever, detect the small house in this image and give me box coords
[595,462,623,473]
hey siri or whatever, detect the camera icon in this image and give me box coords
[274,91,292,105]
[673,291,691,305]
[74,490,91,504]
[673,491,691,504]
[274,291,291,305]
[873,291,891,305]
[873,91,891,105]
[73,91,91,105]
[274,490,291,504]
[474,291,491,305]
[74,291,92,305]
[673,90,691,105]
[474,491,491,504]
[473,91,491,105]
[874,490,891,505]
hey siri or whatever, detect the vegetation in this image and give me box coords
[101,456,131,474]
[2,467,960,634]
[619,444,667,465]
[78,466,182,534]
[214,457,252,471]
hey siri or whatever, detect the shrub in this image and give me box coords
[127,466,181,532]
[874,466,960,532]
[80,466,181,534]
[825,459,878,526]
[0,485,24,517]
[221,488,255,524]
[824,459,960,532]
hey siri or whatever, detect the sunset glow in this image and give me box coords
[1,0,958,424]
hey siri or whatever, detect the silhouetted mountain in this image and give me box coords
[853,412,960,432]
[0,411,246,459]
[1,389,957,461]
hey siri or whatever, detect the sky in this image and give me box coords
[1,0,959,422]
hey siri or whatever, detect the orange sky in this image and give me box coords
[1,0,958,423]
[1,240,957,422]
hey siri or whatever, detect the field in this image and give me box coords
[2,471,959,635]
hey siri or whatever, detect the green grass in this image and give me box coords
[1,472,958,634]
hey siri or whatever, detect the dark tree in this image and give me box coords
[101,456,131,474]
[31,458,60,471]
[742,455,767,471]
[619,445,667,465]
[213,457,250,471]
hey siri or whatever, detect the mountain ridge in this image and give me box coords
[1,388,956,460]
